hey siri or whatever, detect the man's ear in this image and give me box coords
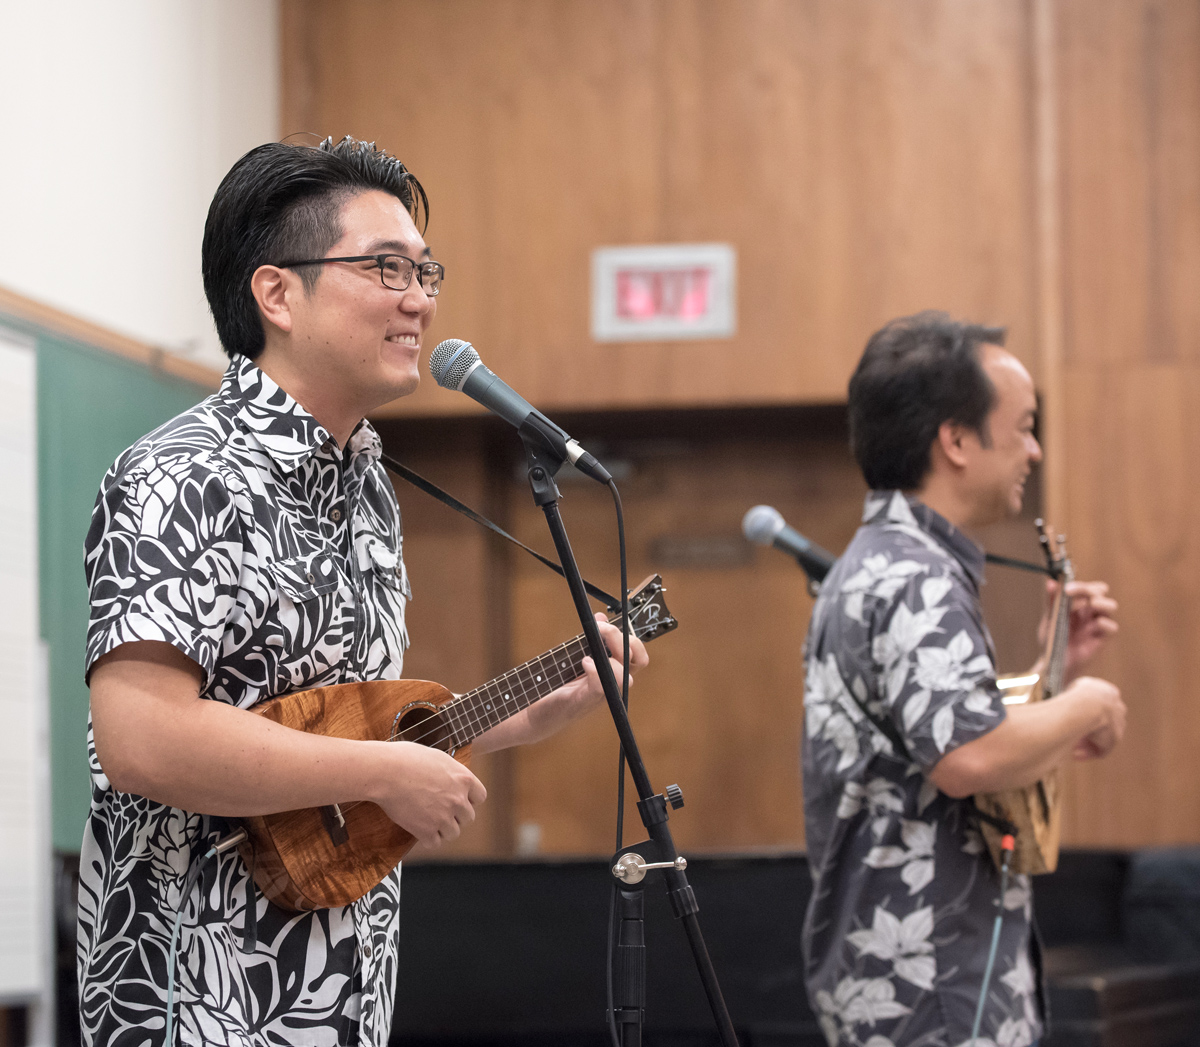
[935,420,973,469]
[250,265,295,336]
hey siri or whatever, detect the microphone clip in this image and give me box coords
[518,414,569,507]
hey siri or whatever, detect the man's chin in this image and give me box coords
[369,370,420,409]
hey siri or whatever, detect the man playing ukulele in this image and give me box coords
[80,137,648,1047]
[801,312,1123,1047]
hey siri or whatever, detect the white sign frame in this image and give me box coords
[591,243,737,342]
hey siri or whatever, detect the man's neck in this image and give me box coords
[909,477,983,535]
[254,347,365,449]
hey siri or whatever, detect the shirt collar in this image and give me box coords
[221,355,381,472]
[862,490,986,587]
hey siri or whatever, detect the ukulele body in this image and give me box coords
[234,574,678,912]
[974,676,1062,875]
[974,523,1071,876]
[237,679,470,911]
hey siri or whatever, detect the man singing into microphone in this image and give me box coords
[801,313,1123,1046]
[78,136,648,1047]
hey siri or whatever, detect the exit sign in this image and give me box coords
[591,243,737,342]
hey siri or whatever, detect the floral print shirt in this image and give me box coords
[801,492,1041,1047]
[78,356,412,1047]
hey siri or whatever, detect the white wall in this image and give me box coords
[0,0,279,369]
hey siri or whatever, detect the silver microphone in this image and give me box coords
[742,505,836,582]
[429,339,611,482]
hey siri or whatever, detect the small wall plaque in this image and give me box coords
[648,534,753,570]
[591,243,737,342]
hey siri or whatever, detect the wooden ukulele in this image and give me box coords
[975,521,1073,875]
[238,575,678,911]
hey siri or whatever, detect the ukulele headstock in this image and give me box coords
[606,574,679,642]
[1034,519,1073,583]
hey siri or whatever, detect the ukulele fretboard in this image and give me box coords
[439,635,592,746]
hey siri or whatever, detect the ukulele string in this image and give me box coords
[416,634,594,745]
[424,637,591,744]
[433,607,648,745]
[330,636,595,819]
[329,656,583,820]
[385,612,644,749]
[330,613,648,820]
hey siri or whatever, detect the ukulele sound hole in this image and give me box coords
[392,703,457,755]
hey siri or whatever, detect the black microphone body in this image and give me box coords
[772,523,837,582]
[742,505,837,582]
[429,339,611,483]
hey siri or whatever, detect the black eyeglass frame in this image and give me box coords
[275,253,445,296]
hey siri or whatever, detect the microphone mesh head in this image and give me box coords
[429,339,480,390]
[742,504,785,545]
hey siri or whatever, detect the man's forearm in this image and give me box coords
[87,641,488,841]
[929,684,1112,797]
[95,683,395,816]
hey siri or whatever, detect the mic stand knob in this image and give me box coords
[612,853,688,885]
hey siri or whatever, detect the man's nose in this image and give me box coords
[398,279,435,317]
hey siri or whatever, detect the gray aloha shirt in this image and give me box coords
[801,492,1042,1047]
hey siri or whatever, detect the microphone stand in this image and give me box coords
[516,417,740,1047]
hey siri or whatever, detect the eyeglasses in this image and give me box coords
[276,253,445,296]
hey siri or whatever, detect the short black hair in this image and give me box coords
[202,136,428,360]
[848,311,1006,490]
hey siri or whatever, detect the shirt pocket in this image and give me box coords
[365,536,412,600]
[265,552,351,690]
[362,537,411,665]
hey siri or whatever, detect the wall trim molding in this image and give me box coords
[0,284,222,390]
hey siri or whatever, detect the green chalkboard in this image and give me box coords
[1,322,212,851]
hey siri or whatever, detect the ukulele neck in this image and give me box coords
[441,634,592,747]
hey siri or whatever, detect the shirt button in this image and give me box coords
[320,440,333,454]
[328,507,343,523]
[306,571,316,583]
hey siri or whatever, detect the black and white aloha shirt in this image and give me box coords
[802,492,1042,1047]
[78,355,413,1047]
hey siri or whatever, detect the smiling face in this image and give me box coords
[264,188,437,420]
[960,344,1042,525]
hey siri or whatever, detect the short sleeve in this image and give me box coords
[83,454,244,684]
[872,568,1007,771]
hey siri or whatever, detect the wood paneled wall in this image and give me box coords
[285,0,1200,852]
[1054,0,1200,847]
[283,0,1039,412]
[501,412,863,855]
[374,411,870,857]
[377,410,1046,858]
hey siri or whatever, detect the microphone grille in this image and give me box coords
[742,505,786,546]
[429,339,480,390]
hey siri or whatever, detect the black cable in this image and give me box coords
[985,551,1054,577]
[380,451,620,606]
[606,478,631,1047]
[611,479,631,825]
